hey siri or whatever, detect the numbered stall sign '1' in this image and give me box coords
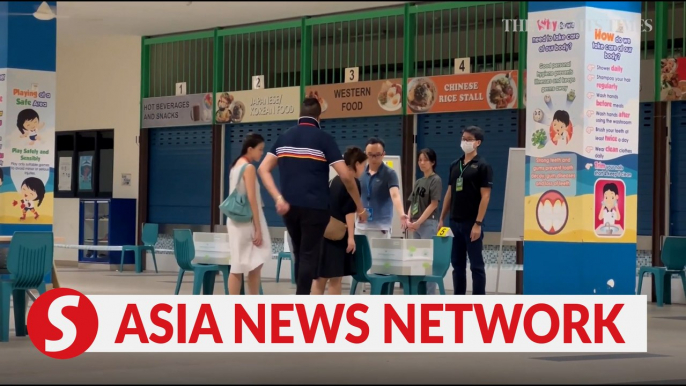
[176,82,187,96]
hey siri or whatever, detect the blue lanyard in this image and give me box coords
[366,173,376,200]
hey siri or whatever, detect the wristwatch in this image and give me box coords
[475,220,483,226]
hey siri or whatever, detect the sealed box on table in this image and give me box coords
[369,238,433,276]
[192,232,231,265]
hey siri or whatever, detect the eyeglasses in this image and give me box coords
[462,137,477,142]
[366,152,383,158]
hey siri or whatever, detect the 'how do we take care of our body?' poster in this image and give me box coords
[524,9,640,244]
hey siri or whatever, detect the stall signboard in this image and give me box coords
[142,93,213,128]
[659,57,686,101]
[215,87,300,124]
[304,79,403,119]
[406,70,520,114]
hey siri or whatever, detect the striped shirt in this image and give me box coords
[274,146,326,162]
[268,117,343,210]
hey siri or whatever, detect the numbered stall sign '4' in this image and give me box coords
[454,58,471,75]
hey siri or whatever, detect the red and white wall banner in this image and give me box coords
[27,289,647,359]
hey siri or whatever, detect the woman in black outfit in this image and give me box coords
[312,146,368,295]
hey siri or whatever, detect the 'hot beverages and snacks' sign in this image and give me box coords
[141,93,213,128]
[215,87,300,124]
[304,79,403,119]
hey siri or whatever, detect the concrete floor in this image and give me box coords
[1,268,686,384]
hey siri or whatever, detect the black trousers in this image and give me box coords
[283,206,330,295]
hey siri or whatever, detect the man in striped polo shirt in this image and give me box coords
[258,98,368,295]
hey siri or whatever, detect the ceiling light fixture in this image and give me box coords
[33,1,55,21]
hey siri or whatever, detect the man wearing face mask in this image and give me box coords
[438,126,493,295]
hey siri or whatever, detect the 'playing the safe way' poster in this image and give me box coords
[0,69,55,226]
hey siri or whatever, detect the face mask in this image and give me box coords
[461,141,475,154]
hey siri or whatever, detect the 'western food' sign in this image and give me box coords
[304,79,403,119]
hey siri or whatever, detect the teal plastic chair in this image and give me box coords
[275,252,295,284]
[120,223,159,274]
[173,229,228,295]
[349,235,400,295]
[1,232,54,342]
[637,236,686,307]
[399,236,453,295]
[275,231,295,284]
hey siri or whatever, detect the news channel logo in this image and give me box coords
[503,19,654,33]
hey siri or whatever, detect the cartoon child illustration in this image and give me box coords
[12,177,45,220]
[598,182,621,233]
[82,164,91,181]
[551,110,571,145]
[17,109,44,146]
[215,92,234,123]
[80,160,92,191]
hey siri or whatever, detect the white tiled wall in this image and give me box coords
[54,33,141,266]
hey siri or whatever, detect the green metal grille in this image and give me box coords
[640,1,655,59]
[410,2,520,76]
[144,32,214,98]
[218,22,302,92]
[140,1,667,102]
[665,1,686,58]
[306,8,405,85]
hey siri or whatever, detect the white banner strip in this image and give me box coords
[74,295,646,353]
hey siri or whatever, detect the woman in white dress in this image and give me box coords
[227,133,271,295]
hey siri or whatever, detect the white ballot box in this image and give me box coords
[369,238,433,276]
[192,232,231,266]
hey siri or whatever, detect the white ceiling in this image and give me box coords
[56,1,409,37]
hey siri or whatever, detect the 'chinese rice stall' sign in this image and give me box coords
[406,70,519,114]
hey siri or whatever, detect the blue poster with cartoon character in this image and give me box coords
[79,155,92,191]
